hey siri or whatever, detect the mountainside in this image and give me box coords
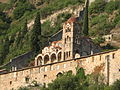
[0,0,8,3]
[0,0,120,66]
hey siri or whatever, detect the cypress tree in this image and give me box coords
[30,12,41,54]
[83,0,89,36]
[0,37,10,65]
[22,19,28,34]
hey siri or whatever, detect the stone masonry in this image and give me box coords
[0,49,120,90]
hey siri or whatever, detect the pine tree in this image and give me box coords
[30,12,41,54]
[83,0,89,36]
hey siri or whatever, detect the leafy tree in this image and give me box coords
[83,0,89,36]
[30,12,42,54]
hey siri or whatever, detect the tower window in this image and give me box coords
[69,51,71,57]
[66,28,71,32]
[65,38,66,44]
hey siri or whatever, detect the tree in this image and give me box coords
[22,19,28,34]
[83,0,89,36]
[30,12,41,54]
[0,37,10,65]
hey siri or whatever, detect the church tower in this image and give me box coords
[62,17,82,60]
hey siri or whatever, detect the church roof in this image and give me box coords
[67,17,77,23]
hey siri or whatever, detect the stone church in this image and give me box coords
[35,16,101,66]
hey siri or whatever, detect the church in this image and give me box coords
[35,16,101,66]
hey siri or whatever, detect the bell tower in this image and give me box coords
[62,17,82,60]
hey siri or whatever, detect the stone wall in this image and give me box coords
[0,49,120,90]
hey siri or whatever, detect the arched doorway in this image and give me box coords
[56,72,62,77]
[51,53,56,63]
[44,55,49,64]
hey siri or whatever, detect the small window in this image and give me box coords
[44,75,47,78]
[65,38,66,44]
[10,81,12,85]
[112,53,115,59]
[69,51,71,57]
[25,77,29,83]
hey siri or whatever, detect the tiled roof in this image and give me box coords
[67,17,77,23]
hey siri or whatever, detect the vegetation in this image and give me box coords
[89,0,120,37]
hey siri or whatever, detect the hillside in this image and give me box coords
[0,0,8,3]
[0,0,120,66]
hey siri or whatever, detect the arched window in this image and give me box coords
[58,52,62,61]
[51,53,56,63]
[56,72,62,77]
[37,56,42,66]
[44,55,49,64]
[65,38,66,44]
[66,52,69,58]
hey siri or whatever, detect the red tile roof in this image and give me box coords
[67,17,77,23]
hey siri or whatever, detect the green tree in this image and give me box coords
[22,19,28,34]
[30,12,41,54]
[0,37,10,65]
[83,0,89,36]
